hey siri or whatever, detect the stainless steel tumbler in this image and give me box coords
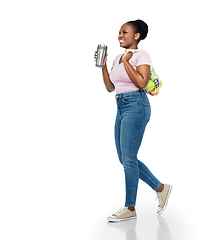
[95,44,107,68]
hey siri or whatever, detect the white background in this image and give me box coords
[0,0,207,239]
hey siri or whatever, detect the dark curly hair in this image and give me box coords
[126,19,148,41]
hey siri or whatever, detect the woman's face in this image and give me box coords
[118,24,140,49]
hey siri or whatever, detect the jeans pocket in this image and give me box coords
[121,96,138,104]
[144,103,151,122]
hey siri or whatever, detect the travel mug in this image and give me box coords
[95,44,108,68]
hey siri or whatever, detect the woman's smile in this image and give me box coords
[119,39,125,44]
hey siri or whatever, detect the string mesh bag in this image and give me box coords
[145,68,162,96]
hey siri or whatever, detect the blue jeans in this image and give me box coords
[114,90,161,207]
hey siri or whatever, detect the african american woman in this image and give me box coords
[94,19,172,222]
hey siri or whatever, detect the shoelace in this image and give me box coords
[114,207,128,217]
[156,192,162,207]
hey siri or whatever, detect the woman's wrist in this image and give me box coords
[122,59,128,64]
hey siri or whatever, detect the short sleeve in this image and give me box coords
[135,51,151,67]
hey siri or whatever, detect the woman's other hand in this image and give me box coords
[122,50,133,63]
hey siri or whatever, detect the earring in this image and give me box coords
[135,38,137,40]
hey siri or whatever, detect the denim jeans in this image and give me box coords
[114,90,161,207]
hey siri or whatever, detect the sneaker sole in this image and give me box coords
[157,185,173,215]
[107,216,137,222]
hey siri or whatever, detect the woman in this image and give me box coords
[94,19,172,222]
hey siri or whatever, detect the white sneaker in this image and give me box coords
[156,184,172,215]
[107,207,137,222]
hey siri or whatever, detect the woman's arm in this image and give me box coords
[102,64,115,92]
[95,51,115,92]
[122,51,150,90]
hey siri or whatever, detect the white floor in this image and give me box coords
[0,186,204,240]
[88,189,199,240]
[95,214,179,240]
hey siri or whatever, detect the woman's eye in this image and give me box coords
[119,31,128,35]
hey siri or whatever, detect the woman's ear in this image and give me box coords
[135,33,141,40]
